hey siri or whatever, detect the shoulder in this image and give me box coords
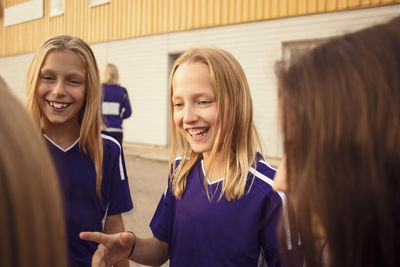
[101,131,122,153]
[114,85,127,92]
[102,84,126,92]
[169,155,203,172]
[172,155,183,166]
[248,154,277,194]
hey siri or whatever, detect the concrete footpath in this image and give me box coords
[123,142,170,162]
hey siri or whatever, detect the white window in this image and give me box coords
[282,39,326,65]
[50,0,64,17]
[90,0,110,7]
[4,0,43,27]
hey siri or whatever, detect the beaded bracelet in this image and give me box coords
[126,231,137,257]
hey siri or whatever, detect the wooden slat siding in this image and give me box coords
[4,0,27,7]
[280,0,288,17]
[1,0,400,57]
[270,0,279,18]
[338,0,348,9]
[311,0,318,13]
[291,0,297,14]
[349,0,361,8]
[298,0,308,14]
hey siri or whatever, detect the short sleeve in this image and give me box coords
[106,143,133,215]
[260,190,283,267]
[150,185,174,243]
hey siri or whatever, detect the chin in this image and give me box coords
[189,145,212,154]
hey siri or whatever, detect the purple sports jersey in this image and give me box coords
[150,154,282,267]
[101,84,132,132]
[44,132,133,267]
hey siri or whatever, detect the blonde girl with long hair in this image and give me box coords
[100,63,132,144]
[81,47,282,267]
[26,35,133,267]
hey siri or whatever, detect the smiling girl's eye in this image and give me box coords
[41,75,54,81]
[174,102,183,108]
[199,100,211,105]
[69,80,81,85]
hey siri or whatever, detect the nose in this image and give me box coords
[51,80,67,97]
[273,156,288,192]
[183,104,198,124]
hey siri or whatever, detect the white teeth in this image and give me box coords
[188,128,207,137]
[49,101,69,109]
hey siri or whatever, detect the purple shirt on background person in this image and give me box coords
[101,84,132,133]
[44,132,133,267]
[150,154,282,267]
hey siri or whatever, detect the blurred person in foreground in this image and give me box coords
[273,16,400,267]
[0,75,67,267]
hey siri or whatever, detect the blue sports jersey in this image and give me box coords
[44,132,133,267]
[150,154,282,267]
[101,84,132,132]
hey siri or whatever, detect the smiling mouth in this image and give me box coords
[187,128,209,137]
[47,101,71,109]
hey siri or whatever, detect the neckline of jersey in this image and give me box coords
[200,160,224,185]
[43,133,79,153]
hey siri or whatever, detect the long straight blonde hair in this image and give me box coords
[0,76,67,266]
[26,35,104,196]
[169,47,262,201]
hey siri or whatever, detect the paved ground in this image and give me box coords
[122,154,170,267]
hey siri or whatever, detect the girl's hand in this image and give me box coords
[79,231,134,267]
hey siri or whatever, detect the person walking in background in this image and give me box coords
[25,35,133,267]
[273,16,400,267]
[81,47,282,267]
[0,75,67,267]
[101,63,132,144]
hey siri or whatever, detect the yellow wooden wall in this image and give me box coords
[1,0,399,57]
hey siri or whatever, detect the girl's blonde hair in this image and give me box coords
[0,76,67,266]
[101,63,120,85]
[26,35,104,196]
[169,47,262,201]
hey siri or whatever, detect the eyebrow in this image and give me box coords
[40,69,86,79]
[172,91,215,99]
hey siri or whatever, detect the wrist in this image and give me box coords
[126,231,136,258]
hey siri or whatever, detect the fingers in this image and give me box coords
[91,244,108,267]
[80,231,105,243]
[80,231,133,266]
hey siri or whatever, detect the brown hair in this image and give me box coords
[26,35,104,196]
[277,16,400,267]
[0,76,67,266]
[169,47,262,201]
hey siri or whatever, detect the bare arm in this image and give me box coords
[79,231,168,267]
[103,214,129,267]
[131,236,169,266]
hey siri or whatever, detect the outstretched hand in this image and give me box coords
[79,231,135,267]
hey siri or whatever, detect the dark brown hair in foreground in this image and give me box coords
[277,16,400,267]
